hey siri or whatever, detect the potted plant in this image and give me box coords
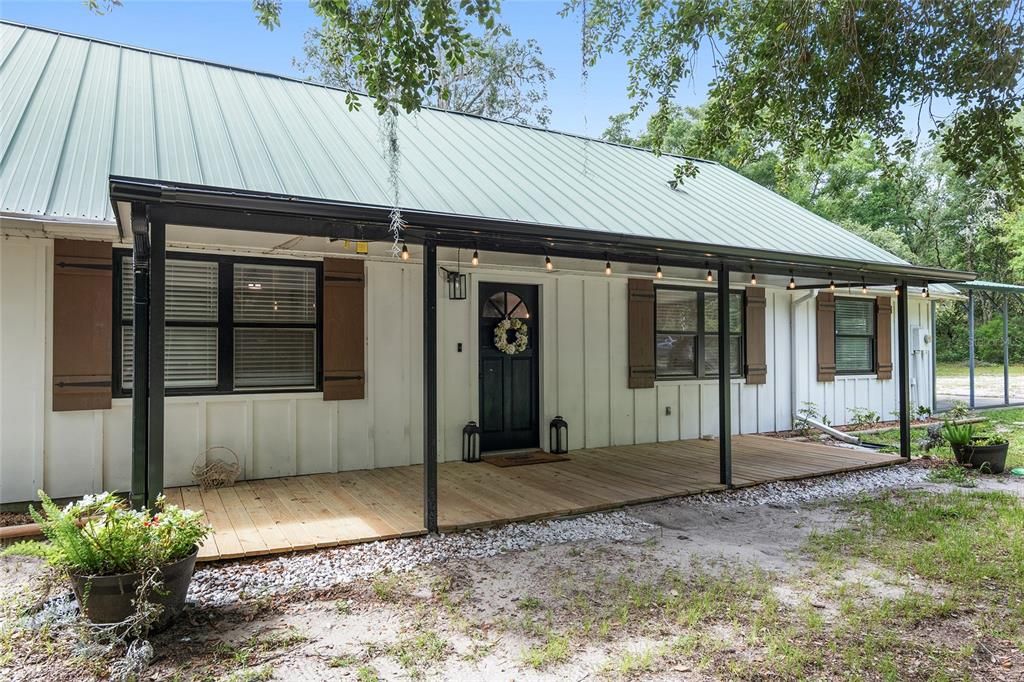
[30,491,210,629]
[966,434,1009,474]
[941,421,976,465]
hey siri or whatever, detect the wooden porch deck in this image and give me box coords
[166,435,901,562]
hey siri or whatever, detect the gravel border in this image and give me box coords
[188,463,930,608]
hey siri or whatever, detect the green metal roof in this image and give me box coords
[0,22,971,276]
[957,280,1024,294]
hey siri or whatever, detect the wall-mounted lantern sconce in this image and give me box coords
[441,267,467,300]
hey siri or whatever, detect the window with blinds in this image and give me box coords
[115,253,320,395]
[119,257,219,389]
[233,263,317,389]
[655,287,744,379]
[834,298,876,374]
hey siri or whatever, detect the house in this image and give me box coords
[0,23,971,557]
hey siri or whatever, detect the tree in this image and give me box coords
[296,23,554,125]
[253,0,501,116]
[573,0,1024,198]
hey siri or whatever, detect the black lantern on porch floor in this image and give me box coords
[549,416,568,454]
[462,420,481,462]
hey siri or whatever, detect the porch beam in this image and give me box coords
[147,219,166,507]
[130,203,150,509]
[717,263,733,487]
[896,282,911,459]
[423,239,439,533]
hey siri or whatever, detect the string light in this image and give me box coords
[922,285,930,298]
[705,262,713,282]
[750,271,757,286]
[545,255,553,271]
[604,255,612,276]
[828,272,836,291]
[471,249,479,267]
[400,243,410,261]
[655,263,663,279]
[861,277,868,295]
[894,281,900,295]
[788,273,796,289]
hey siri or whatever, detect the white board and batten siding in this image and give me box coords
[0,236,932,503]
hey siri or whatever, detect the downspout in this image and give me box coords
[790,289,818,429]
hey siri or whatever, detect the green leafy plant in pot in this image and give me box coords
[30,491,210,631]
[941,421,976,465]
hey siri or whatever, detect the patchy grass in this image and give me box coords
[370,573,403,602]
[927,460,979,487]
[936,361,1024,378]
[0,540,51,559]
[521,632,571,669]
[871,405,1024,469]
[384,630,449,676]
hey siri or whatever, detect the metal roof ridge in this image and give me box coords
[0,19,719,168]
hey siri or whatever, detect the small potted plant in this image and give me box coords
[966,434,1009,474]
[30,491,210,629]
[941,421,976,465]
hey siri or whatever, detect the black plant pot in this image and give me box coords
[69,547,198,628]
[967,442,1009,474]
[950,443,973,465]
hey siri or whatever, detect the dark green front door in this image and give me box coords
[479,283,539,452]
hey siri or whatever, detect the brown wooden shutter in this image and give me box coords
[627,278,655,389]
[816,292,836,382]
[52,240,113,411]
[875,296,893,380]
[323,258,366,400]
[744,287,767,384]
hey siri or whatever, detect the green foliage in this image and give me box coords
[297,23,553,125]
[29,491,209,576]
[0,540,53,560]
[945,400,971,421]
[253,0,501,116]
[577,0,1024,198]
[940,421,975,447]
[848,408,880,429]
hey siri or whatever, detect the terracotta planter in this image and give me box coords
[69,547,198,628]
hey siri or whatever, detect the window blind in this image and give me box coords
[835,298,875,373]
[121,327,218,389]
[234,328,316,388]
[234,263,316,323]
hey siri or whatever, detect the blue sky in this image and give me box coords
[1,0,716,137]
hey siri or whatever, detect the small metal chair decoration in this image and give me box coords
[462,421,481,462]
[549,416,569,454]
[192,446,241,490]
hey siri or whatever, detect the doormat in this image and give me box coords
[484,451,570,467]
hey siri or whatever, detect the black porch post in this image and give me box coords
[968,289,976,408]
[147,219,166,506]
[1004,293,1010,406]
[717,263,732,487]
[423,240,439,533]
[896,282,911,459]
[130,204,150,509]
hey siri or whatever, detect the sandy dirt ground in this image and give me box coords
[4,471,1023,681]
[937,373,1024,401]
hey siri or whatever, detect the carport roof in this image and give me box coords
[2,22,972,285]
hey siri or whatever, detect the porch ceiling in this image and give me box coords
[169,436,902,562]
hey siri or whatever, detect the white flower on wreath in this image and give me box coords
[494,318,529,355]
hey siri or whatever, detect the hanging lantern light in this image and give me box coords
[400,243,410,261]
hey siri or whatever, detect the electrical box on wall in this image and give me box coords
[911,327,932,352]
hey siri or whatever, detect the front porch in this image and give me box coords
[172,435,901,562]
